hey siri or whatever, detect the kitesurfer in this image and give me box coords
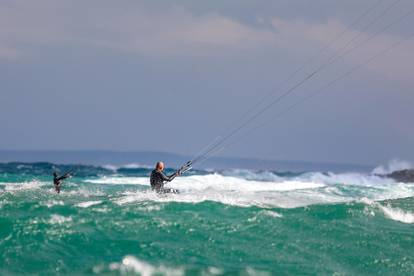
[150,162,180,193]
[53,171,72,194]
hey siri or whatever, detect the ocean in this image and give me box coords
[0,162,413,275]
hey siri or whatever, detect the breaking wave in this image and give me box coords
[361,198,414,224]
[2,162,414,209]
[81,170,414,208]
[372,159,413,175]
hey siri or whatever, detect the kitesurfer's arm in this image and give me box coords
[160,171,179,182]
[57,172,72,181]
[169,171,180,180]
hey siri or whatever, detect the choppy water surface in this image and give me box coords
[1,162,413,275]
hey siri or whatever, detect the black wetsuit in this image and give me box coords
[53,173,71,194]
[150,170,178,193]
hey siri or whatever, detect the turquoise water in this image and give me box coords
[1,162,413,275]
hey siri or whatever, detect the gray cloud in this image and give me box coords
[0,1,279,57]
[1,0,413,83]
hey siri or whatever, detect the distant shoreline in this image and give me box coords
[0,150,373,173]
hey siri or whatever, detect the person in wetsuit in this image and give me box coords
[53,171,72,194]
[150,162,180,193]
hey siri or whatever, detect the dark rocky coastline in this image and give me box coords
[387,169,414,183]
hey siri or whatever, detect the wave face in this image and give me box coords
[1,162,414,275]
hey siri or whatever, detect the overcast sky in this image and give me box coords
[1,0,413,165]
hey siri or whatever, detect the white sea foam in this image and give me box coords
[248,210,283,222]
[102,163,151,171]
[86,170,414,208]
[2,180,46,191]
[84,177,148,185]
[378,204,414,224]
[260,210,283,218]
[109,173,327,208]
[75,200,102,208]
[114,187,341,208]
[109,255,183,276]
[49,214,72,225]
[296,172,393,187]
[205,267,224,275]
[361,198,414,224]
[86,174,323,191]
[122,163,151,169]
[102,164,119,171]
